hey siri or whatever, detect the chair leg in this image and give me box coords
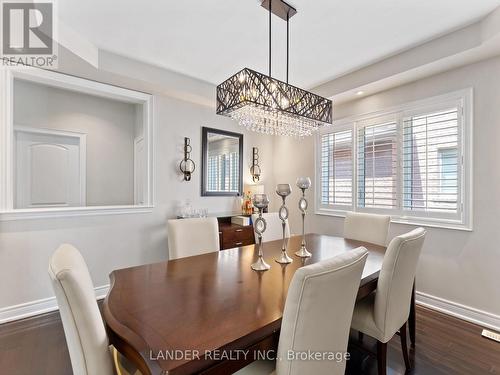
[377,341,387,375]
[358,331,364,342]
[400,322,412,371]
[409,281,416,347]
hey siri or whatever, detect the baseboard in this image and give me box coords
[2,286,500,331]
[416,291,500,332]
[0,284,109,324]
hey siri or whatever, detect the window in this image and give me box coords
[439,149,458,194]
[358,121,398,209]
[316,90,472,230]
[403,109,459,213]
[320,130,353,206]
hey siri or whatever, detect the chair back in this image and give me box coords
[374,228,426,338]
[167,217,220,260]
[251,212,290,242]
[276,247,369,375]
[344,212,390,246]
[48,244,113,375]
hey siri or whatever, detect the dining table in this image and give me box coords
[103,233,414,375]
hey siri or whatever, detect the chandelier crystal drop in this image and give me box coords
[216,0,332,137]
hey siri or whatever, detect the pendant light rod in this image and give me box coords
[286,10,289,84]
[262,0,296,79]
[269,0,272,77]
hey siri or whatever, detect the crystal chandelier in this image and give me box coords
[216,0,332,137]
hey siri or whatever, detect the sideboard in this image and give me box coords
[216,213,255,250]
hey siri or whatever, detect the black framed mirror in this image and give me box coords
[201,127,243,196]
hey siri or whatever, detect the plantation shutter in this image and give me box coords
[357,117,398,209]
[403,108,460,213]
[320,130,353,206]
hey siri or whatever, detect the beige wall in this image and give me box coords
[274,55,500,319]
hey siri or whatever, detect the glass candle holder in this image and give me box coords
[251,194,271,271]
[275,184,293,264]
[295,177,312,258]
[296,176,312,190]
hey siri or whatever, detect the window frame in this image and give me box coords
[315,89,473,231]
[0,68,155,221]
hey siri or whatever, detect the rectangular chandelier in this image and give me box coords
[216,68,332,137]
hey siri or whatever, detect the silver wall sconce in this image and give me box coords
[250,147,261,182]
[179,137,195,181]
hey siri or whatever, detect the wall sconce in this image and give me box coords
[250,147,261,182]
[179,137,195,181]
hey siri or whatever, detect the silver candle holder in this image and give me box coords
[295,177,312,258]
[275,184,293,264]
[251,194,271,271]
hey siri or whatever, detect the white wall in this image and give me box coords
[275,55,500,324]
[14,79,138,206]
[0,51,276,318]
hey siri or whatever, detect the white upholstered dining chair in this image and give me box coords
[251,212,290,243]
[351,227,426,375]
[344,212,391,246]
[48,244,141,375]
[167,217,220,260]
[236,246,369,375]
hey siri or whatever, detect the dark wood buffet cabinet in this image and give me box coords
[217,214,255,250]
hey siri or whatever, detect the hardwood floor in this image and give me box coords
[0,305,499,374]
[346,306,500,375]
[0,310,72,375]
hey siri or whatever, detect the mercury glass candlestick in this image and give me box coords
[275,184,293,264]
[295,177,312,258]
[251,194,271,271]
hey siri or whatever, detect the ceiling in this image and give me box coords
[59,0,500,89]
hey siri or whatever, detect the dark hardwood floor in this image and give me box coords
[346,306,500,375]
[0,305,499,375]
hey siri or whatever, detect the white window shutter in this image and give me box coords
[403,108,460,213]
[320,130,353,207]
[357,120,398,209]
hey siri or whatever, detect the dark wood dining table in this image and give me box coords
[103,234,402,375]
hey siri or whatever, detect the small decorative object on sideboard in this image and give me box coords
[251,194,271,271]
[179,137,195,181]
[295,177,312,258]
[275,184,293,264]
[177,201,208,218]
[250,147,261,182]
[231,215,250,226]
[241,190,254,215]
